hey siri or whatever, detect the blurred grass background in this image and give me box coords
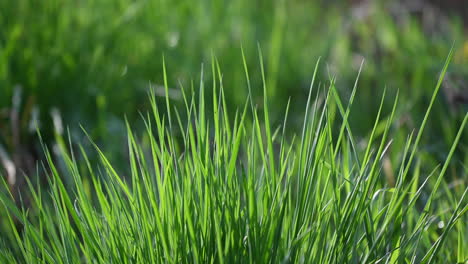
[0,0,467,191]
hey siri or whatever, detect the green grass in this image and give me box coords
[0,52,467,263]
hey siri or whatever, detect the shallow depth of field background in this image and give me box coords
[1,0,468,174]
[0,0,467,261]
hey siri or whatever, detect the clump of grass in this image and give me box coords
[0,52,467,263]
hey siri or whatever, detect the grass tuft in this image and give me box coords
[0,56,467,263]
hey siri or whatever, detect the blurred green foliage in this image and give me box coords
[0,0,467,173]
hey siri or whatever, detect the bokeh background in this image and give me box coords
[1,0,467,194]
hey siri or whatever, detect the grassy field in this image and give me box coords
[0,0,467,263]
[1,0,466,159]
[1,53,467,263]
